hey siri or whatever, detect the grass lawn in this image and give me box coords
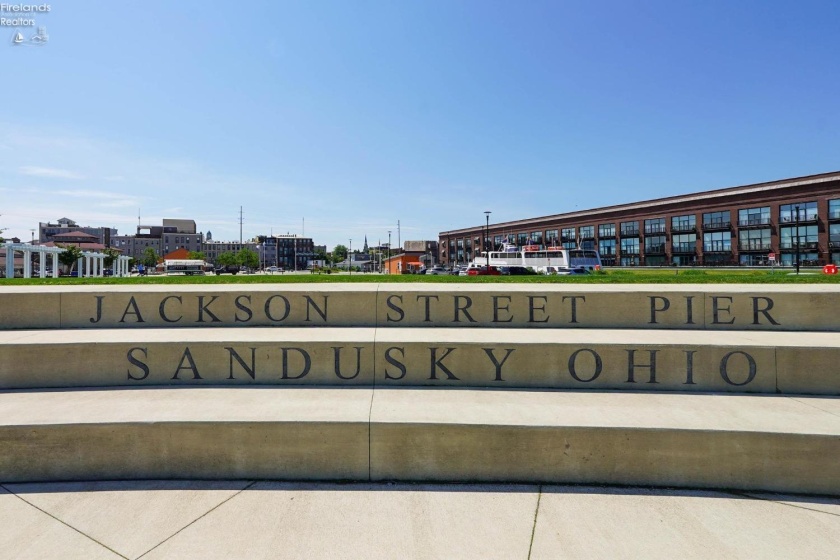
[3,268,840,285]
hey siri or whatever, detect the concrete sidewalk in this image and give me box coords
[1,481,838,559]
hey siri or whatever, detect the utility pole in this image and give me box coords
[239,206,244,244]
[397,220,401,254]
[795,205,801,275]
[485,211,492,267]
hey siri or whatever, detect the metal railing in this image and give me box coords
[738,243,771,251]
[671,243,696,253]
[738,218,771,227]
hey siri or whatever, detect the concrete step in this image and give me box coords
[2,284,840,331]
[1,327,838,394]
[3,481,839,559]
[1,387,838,495]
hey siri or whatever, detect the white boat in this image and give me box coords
[472,242,602,271]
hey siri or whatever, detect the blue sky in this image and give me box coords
[2,0,839,249]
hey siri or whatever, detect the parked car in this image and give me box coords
[467,265,501,276]
[266,266,279,273]
[214,265,239,275]
[500,266,535,275]
[555,267,589,275]
[427,266,448,275]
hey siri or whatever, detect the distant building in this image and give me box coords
[204,239,258,264]
[440,171,840,267]
[112,219,202,262]
[43,231,110,252]
[383,252,425,274]
[403,240,439,266]
[256,235,314,270]
[39,218,117,246]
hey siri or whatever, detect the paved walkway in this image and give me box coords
[1,482,838,559]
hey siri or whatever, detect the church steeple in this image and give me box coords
[363,235,368,252]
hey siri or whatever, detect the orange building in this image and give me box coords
[383,253,424,274]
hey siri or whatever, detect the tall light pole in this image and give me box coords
[349,239,352,275]
[387,230,391,274]
[795,205,800,275]
[484,211,492,266]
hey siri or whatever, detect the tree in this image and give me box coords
[236,248,259,269]
[142,247,159,268]
[314,248,328,264]
[333,244,348,263]
[102,247,121,268]
[217,251,238,266]
[188,251,206,261]
[58,244,83,273]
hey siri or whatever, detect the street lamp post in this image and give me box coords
[795,205,800,275]
[349,239,352,275]
[484,211,492,266]
[387,230,391,274]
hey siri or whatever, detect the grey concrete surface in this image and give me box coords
[3,387,838,492]
[0,485,123,559]
[2,327,840,394]
[530,486,840,560]
[3,283,840,331]
[0,387,372,482]
[143,482,539,560]
[369,389,840,494]
[3,480,251,559]
[1,482,838,559]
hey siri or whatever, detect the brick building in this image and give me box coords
[440,171,840,267]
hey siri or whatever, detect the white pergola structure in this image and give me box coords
[3,243,62,279]
[2,243,132,279]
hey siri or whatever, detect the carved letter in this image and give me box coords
[416,295,439,322]
[626,350,658,383]
[89,295,104,324]
[234,295,253,323]
[562,295,585,324]
[720,351,757,386]
[172,347,202,380]
[568,348,602,382]
[684,350,697,385]
[333,346,363,380]
[649,296,670,324]
[304,295,328,322]
[482,348,515,381]
[159,295,183,323]
[127,347,149,380]
[386,295,405,322]
[226,347,256,380]
[528,296,549,323]
[281,347,311,379]
[492,296,513,323]
[684,296,695,325]
[197,296,221,323]
[119,297,145,323]
[711,296,735,325]
[453,296,476,323]
[751,297,780,326]
[384,347,407,380]
[265,295,291,322]
[429,347,459,380]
